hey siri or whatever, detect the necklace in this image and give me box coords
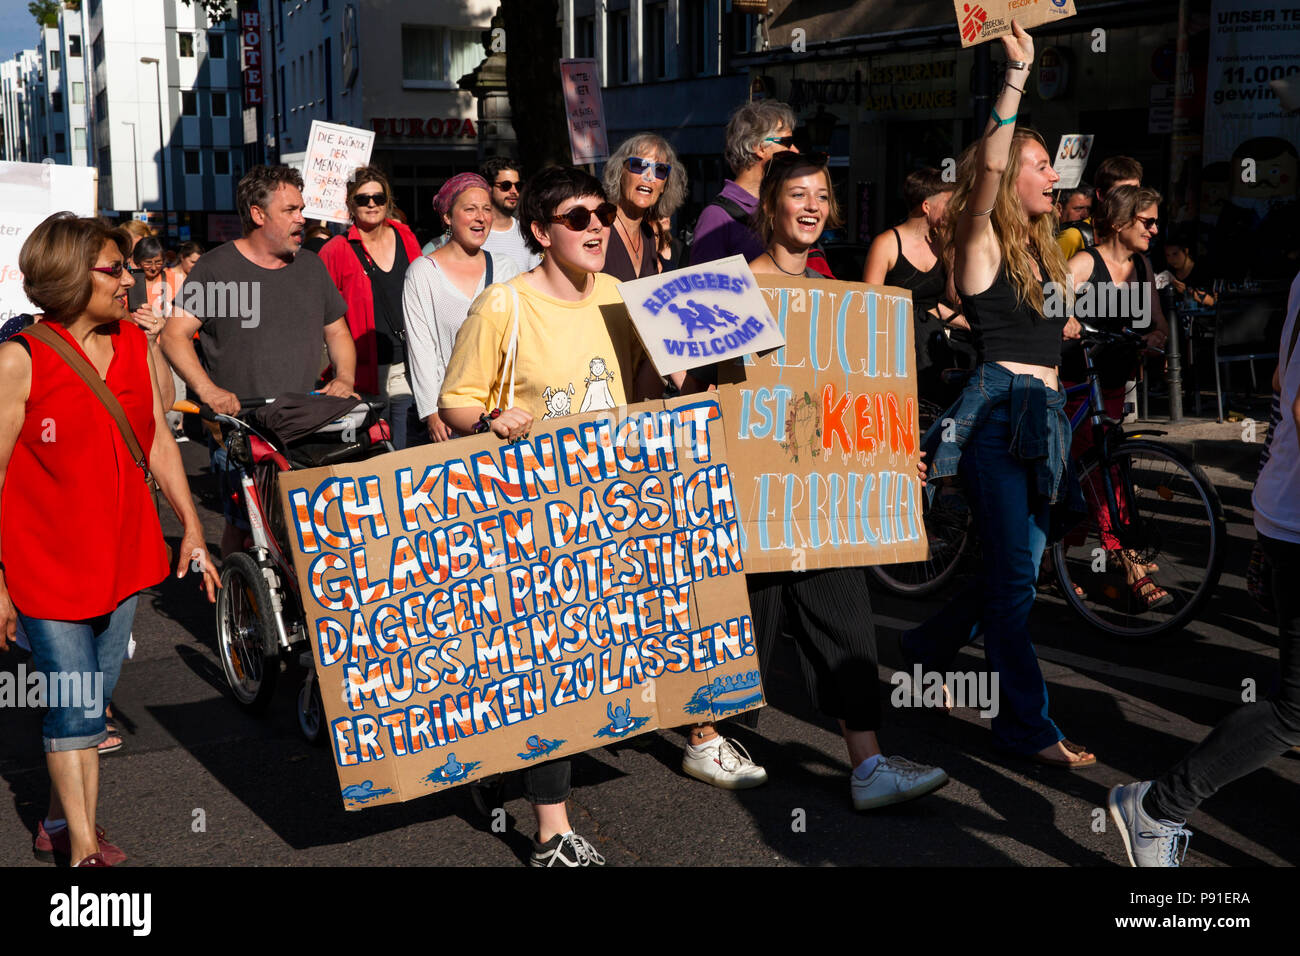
[765,250,804,276]
[616,214,643,264]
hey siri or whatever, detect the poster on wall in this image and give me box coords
[0,161,98,322]
[1200,0,1300,279]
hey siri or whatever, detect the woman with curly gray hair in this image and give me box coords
[600,132,686,281]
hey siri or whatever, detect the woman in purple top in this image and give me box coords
[688,101,798,266]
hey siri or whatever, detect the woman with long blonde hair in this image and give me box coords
[900,20,1095,769]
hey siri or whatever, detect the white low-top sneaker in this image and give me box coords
[1108,781,1192,867]
[681,736,769,789]
[851,756,949,810]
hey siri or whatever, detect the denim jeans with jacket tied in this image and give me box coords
[909,364,1078,755]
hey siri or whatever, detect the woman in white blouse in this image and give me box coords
[403,173,521,441]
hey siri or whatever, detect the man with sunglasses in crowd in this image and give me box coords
[689,101,799,267]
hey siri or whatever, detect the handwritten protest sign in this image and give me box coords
[279,396,763,810]
[716,277,928,574]
[953,0,1076,48]
[618,256,786,377]
[559,58,609,165]
[1053,134,1094,190]
[300,120,375,223]
[0,161,97,322]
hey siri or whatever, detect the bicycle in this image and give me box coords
[196,395,394,742]
[869,326,1227,640]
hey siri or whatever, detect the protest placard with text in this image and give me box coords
[300,120,375,223]
[953,0,1076,47]
[0,161,97,321]
[618,256,787,377]
[559,59,609,165]
[279,396,762,810]
[1053,134,1095,190]
[716,277,928,574]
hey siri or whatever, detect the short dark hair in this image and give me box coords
[481,156,522,186]
[178,240,203,258]
[133,235,164,263]
[1095,156,1143,198]
[1057,183,1092,204]
[236,164,304,233]
[345,164,394,218]
[20,212,130,322]
[518,166,606,255]
[1095,184,1163,239]
[902,167,954,210]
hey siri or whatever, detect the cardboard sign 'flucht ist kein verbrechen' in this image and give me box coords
[953,0,1076,48]
[618,256,787,377]
[716,277,928,574]
[278,396,763,810]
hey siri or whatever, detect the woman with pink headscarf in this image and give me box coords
[404,173,522,442]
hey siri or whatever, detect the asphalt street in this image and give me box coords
[2,414,1297,868]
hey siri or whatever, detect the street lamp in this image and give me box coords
[140,56,168,241]
[120,120,140,213]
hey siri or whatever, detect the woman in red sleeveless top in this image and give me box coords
[0,214,221,867]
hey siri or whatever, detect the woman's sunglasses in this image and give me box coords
[90,262,127,278]
[764,135,797,148]
[626,157,671,180]
[549,201,618,231]
[1135,215,1159,232]
[352,192,388,207]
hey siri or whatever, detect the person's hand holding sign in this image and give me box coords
[492,407,533,441]
[1001,19,1034,82]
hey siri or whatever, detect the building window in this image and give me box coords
[181,89,198,115]
[731,13,756,55]
[211,91,228,116]
[92,32,104,69]
[606,10,629,84]
[51,90,63,112]
[95,88,107,120]
[645,2,667,80]
[49,51,60,72]
[73,127,86,150]
[575,16,595,58]
[55,132,66,152]
[401,25,482,87]
[72,81,85,104]
[209,32,225,58]
[179,32,195,57]
[184,150,200,175]
[97,146,109,172]
[214,152,230,175]
[683,0,709,77]
[69,35,82,58]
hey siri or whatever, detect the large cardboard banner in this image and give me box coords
[716,277,928,574]
[953,0,1076,47]
[279,396,762,810]
[0,161,97,322]
[300,120,375,224]
[618,256,787,376]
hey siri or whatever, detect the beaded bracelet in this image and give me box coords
[473,408,503,434]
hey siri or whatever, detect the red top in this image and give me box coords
[2,320,168,619]
[319,220,422,394]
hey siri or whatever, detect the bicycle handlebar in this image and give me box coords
[197,397,273,424]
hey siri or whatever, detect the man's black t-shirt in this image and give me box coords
[176,241,347,399]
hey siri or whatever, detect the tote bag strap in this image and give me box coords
[490,282,520,411]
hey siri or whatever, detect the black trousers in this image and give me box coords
[1149,532,1300,821]
[746,567,882,732]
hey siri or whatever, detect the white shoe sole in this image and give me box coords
[852,771,950,810]
[1108,786,1139,867]
[681,761,769,790]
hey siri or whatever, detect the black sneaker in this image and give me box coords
[529,832,607,867]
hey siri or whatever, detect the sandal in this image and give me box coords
[1028,740,1097,770]
[97,728,123,755]
[1130,575,1173,610]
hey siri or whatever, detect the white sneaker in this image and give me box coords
[681,736,768,790]
[1108,781,1192,867]
[851,755,949,810]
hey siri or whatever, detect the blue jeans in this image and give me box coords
[904,403,1064,755]
[18,595,138,752]
[209,437,250,529]
[385,394,427,451]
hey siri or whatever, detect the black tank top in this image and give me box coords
[882,228,947,372]
[1079,247,1149,333]
[959,261,1065,368]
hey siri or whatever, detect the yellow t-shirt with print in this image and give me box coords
[439,271,643,422]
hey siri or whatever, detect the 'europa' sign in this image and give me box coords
[618,256,787,376]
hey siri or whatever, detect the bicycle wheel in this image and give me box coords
[867,397,972,597]
[1051,439,1226,639]
[216,552,281,713]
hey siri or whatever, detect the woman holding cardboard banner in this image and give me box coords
[741,149,951,810]
[0,214,220,867]
[901,20,1094,769]
[439,166,667,866]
